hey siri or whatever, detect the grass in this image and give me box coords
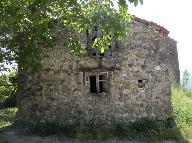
[0,87,192,142]
[172,87,192,139]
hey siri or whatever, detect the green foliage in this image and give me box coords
[182,69,190,88]
[171,86,192,139]
[68,38,86,56]
[0,71,17,101]
[172,86,192,127]
[0,0,142,72]
[0,107,18,128]
[118,118,165,132]
[93,35,111,53]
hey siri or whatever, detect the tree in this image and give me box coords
[182,69,190,89]
[0,0,143,72]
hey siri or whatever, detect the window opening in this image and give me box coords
[138,79,146,89]
[94,26,97,31]
[92,36,97,42]
[99,75,107,93]
[89,73,108,94]
[99,52,104,57]
[86,29,89,38]
[92,52,97,56]
[91,36,97,56]
[87,27,115,57]
[90,76,97,93]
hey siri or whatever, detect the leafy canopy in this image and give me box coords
[0,0,143,72]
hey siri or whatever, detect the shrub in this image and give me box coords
[172,87,192,127]
[128,117,165,132]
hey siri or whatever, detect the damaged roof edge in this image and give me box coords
[133,16,170,36]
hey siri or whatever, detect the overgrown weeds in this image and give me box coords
[14,117,184,141]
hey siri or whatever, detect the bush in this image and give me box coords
[0,107,18,128]
[129,118,165,132]
[0,71,17,102]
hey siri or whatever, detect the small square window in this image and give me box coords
[92,52,97,56]
[138,79,146,89]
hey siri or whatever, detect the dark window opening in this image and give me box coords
[115,43,118,49]
[99,52,104,57]
[99,74,107,93]
[99,75,106,80]
[92,36,97,42]
[108,35,112,49]
[99,81,107,93]
[90,76,97,93]
[86,29,89,38]
[89,74,108,94]
[92,52,97,56]
[94,26,97,31]
[138,79,146,89]
[91,36,97,56]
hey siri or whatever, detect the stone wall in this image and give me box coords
[16,19,179,126]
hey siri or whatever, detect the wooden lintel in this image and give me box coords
[79,66,121,72]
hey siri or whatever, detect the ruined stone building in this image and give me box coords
[16,17,180,126]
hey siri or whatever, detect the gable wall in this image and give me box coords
[16,20,179,126]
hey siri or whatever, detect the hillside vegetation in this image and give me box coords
[172,87,192,139]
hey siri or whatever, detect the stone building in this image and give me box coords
[16,17,180,126]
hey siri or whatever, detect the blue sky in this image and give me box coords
[128,0,192,78]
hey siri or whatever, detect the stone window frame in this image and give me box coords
[85,71,108,94]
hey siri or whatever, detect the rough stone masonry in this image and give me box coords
[16,17,180,126]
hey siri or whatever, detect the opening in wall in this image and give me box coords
[89,73,108,94]
[99,75,107,93]
[90,76,97,93]
[138,79,147,89]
